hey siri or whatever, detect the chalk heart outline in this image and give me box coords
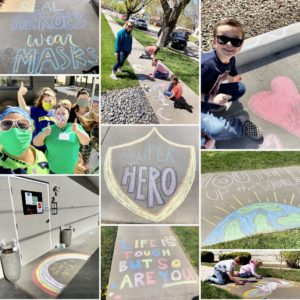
[103,128,196,222]
[249,76,300,138]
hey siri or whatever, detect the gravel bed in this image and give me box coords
[201,0,300,51]
[101,87,159,124]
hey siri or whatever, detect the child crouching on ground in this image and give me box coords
[151,59,169,79]
[236,259,263,279]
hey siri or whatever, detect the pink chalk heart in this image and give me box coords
[249,76,300,137]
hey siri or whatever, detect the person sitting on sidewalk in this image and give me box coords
[150,59,169,80]
[139,45,160,59]
[164,76,183,102]
[204,257,245,285]
[235,259,263,279]
[111,21,133,80]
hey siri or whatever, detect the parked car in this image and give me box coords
[129,16,137,26]
[136,19,148,30]
[169,31,188,50]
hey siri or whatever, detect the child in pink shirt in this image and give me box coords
[151,59,169,79]
[139,45,160,59]
[236,259,263,279]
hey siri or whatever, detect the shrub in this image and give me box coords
[201,251,214,262]
[219,252,251,265]
[280,251,300,268]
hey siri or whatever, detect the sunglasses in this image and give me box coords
[127,25,133,28]
[0,119,31,131]
[216,35,244,47]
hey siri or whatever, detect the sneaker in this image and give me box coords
[110,71,118,80]
[244,120,263,139]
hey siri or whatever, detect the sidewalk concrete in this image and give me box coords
[213,45,300,149]
[101,126,199,224]
[201,266,300,299]
[202,166,300,246]
[104,14,199,125]
[12,227,98,299]
[107,226,199,300]
[0,0,99,74]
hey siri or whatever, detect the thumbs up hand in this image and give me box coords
[44,122,51,136]
[18,81,28,96]
[72,118,78,133]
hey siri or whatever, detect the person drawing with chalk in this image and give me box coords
[33,103,90,174]
[17,82,56,151]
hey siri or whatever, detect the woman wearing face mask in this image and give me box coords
[18,83,56,150]
[33,104,90,174]
[0,107,49,174]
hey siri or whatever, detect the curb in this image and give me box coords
[236,22,300,67]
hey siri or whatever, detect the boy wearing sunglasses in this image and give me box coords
[201,18,262,145]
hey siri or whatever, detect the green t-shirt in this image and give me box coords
[43,123,86,174]
[0,146,49,174]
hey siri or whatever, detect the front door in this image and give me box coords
[9,177,51,265]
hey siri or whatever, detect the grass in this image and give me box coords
[203,228,300,249]
[101,14,139,92]
[171,226,199,271]
[201,282,241,299]
[115,17,199,94]
[259,268,300,282]
[202,151,300,174]
[101,226,118,300]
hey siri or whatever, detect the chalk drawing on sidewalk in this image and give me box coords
[242,279,294,298]
[32,253,89,297]
[104,128,196,222]
[249,76,300,138]
[108,236,197,299]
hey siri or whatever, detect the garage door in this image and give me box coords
[9,177,51,265]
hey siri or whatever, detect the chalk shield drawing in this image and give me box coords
[104,128,196,222]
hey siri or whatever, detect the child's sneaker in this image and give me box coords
[244,120,263,139]
[110,71,118,80]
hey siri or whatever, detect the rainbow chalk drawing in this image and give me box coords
[249,76,300,138]
[104,128,196,222]
[32,253,89,297]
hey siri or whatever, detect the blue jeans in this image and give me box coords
[113,51,131,72]
[209,269,230,285]
[202,82,246,113]
[239,272,251,278]
[154,70,169,79]
[201,112,244,146]
[164,91,172,97]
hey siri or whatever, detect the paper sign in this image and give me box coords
[37,202,43,213]
[25,192,33,205]
[59,133,70,141]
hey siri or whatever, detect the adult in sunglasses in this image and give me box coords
[0,107,49,174]
[201,18,262,143]
[18,83,56,151]
[111,21,133,80]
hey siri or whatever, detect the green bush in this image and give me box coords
[201,251,214,262]
[219,252,251,265]
[280,251,300,268]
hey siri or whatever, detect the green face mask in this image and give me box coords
[0,128,32,157]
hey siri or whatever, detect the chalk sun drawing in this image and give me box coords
[104,128,196,222]
[32,253,89,296]
[249,76,300,138]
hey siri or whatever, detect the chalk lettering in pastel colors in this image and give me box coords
[159,271,169,283]
[122,251,133,260]
[129,259,142,271]
[182,268,194,280]
[161,168,177,196]
[121,166,136,193]
[152,249,161,257]
[136,166,147,201]
[86,47,99,65]
[120,240,133,251]
[163,236,177,247]
[119,260,127,272]
[158,258,168,270]
[142,259,153,269]
[249,76,300,138]
[27,34,77,48]
[70,45,88,69]
[171,270,182,281]
[134,273,145,287]
[120,274,133,290]
[36,48,60,73]
[148,167,164,207]
[134,251,143,257]
[56,47,71,70]
[13,49,35,74]
[40,2,64,12]
[146,271,156,285]
[149,240,157,247]
[162,248,171,256]
[171,259,181,268]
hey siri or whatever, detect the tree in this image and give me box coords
[184,0,199,31]
[157,0,192,47]
[124,0,152,20]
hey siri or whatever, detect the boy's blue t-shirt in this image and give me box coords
[30,106,55,151]
[201,50,238,97]
[114,29,132,53]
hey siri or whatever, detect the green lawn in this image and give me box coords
[202,151,300,174]
[201,282,241,299]
[101,14,139,92]
[172,226,199,271]
[203,228,300,249]
[101,226,118,300]
[115,18,199,94]
[259,268,300,282]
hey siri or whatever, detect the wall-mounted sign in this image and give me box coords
[21,190,43,215]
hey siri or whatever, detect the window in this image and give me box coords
[21,190,43,215]
[0,77,31,89]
